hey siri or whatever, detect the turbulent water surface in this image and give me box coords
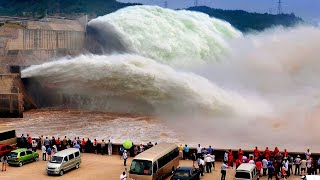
[16,6,320,151]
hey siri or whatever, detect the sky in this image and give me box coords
[117,0,320,22]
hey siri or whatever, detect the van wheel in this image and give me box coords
[18,162,23,167]
[59,170,64,176]
[75,163,80,169]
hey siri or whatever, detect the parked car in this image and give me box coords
[235,163,258,180]
[171,166,200,180]
[0,144,16,157]
[8,148,39,167]
[46,148,81,176]
[301,175,320,180]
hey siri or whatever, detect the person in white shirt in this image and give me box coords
[198,158,205,176]
[294,155,301,175]
[282,158,289,172]
[123,150,128,166]
[204,153,212,173]
[224,151,228,162]
[306,157,312,175]
[41,145,46,161]
[262,158,268,176]
[249,159,255,164]
[196,144,202,159]
[221,162,228,180]
[305,149,311,158]
[210,154,216,170]
[120,171,127,180]
[242,155,247,163]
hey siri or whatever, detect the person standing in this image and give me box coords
[56,138,61,151]
[210,153,216,171]
[62,136,67,150]
[294,155,301,175]
[256,159,262,177]
[47,146,52,161]
[93,139,97,154]
[262,158,268,176]
[268,164,275,180]
[224,151,228,163]
[204,153,212,173]
[41,145,47,161]
[1,155,8,171]
[264,147,271,160]
[31,139,37,152]
[198,157,205,176]
[221,161,228,180]
[183,145,190,160]
[108,140,112,156]
[307,157,312,175]
[44,137,50,149]
[101,140,106,155]
[123,150,128,166]
[196,144,202,160]
[254,147,260,160]
[208,145,213,155]
[283,149,289,158]
[235,158,241,169]
[288,156,293,176]
[238,149,244,162]
[305,149,311,159]
[81,138,86,153]
[301,157,307,175]
[228,149,234,169]
[120,171,127,180]
[178,144,183,159]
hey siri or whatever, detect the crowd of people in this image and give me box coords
[12,134,320,180]
[179,144,320,180]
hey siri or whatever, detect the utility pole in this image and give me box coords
[194,0,199,7]
[164,0,168,8]
[277,0,282,14]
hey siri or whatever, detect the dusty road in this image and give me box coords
[0,151,304,180]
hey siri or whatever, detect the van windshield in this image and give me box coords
[235,171,251,179]
[50,156,63,164]
[130,160,152,175]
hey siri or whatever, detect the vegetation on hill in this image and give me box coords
[187,6,303,32]
[0,1,303,32]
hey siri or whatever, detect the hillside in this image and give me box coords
[0,1,303,32]
[0,0,139,17]
[187,6,303,32]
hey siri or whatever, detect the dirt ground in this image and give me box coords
[0,151,303,180]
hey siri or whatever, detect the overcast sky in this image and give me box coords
[117,0,320,22]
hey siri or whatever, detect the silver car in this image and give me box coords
[46,148,81,176]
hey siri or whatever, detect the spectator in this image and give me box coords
[77,137,81,146]
[238,149,244,161]
[317,158,320,174]
[204,153,212,173]
[62,136,68,150]
[196,144,202,159]
[41,145,47,161]
[210,153,216,171]
[178,144,183,159]
[228,149,234,169]
[268,164,275,180]
[307,157,312,175]
[31,140,37,152]
[198,157,205,176]
[283,149,288,158]
[224,151,228,163]
[301,157,307,175]
[51,136,56,147]
[56,138,61,151]
[295,155,301,175]
[256,159,262,176]
[108,139,112,156]
[81,138,86,153]
[40,135,44,147]
[120,171,127,180]
[288,156,293,176]
[47,146,52,161]
[93,139,97,154]
[1,155,8,171]
[262,158,268,176]
[242,155,248,163]
[221,161,228,180]
[73,137,77,146]
[305,149,311,158]
[123,150,128,166]
[254,147,260,159]
[208,145,213,155]
[101,140,106,155]
[85,138,92,153]
[183,145,190,160]
[264,147,271,160]
[119,146,124,159]
[74,143,80,149]
[44,137,50,149]
[27,134,32,149]
[235,158,241,169]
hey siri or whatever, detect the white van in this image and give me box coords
[235,163,258,180]
[302,175,320,180]
[46,148,81,176]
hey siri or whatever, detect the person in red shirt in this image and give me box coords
[93,139,98,154]
[274,147,279,156]
[238,149,244,161]
[27,134,32,149]
[81,138,86,152]
[283,149,288,157]
[256,159,263,178]
[235,158,242,169]
[56,138,61,151]
[228,149,234,169]
[254,147,260,159]
[264,147,271,160]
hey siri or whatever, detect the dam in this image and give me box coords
[0,16,86,117]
